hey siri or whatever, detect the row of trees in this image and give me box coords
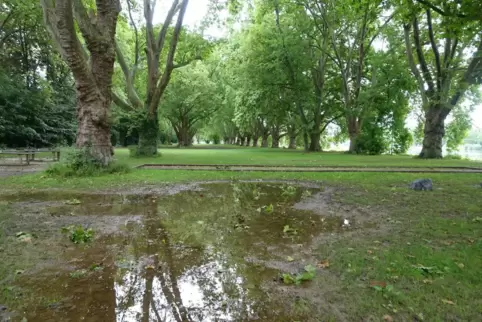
[1,0,481,161]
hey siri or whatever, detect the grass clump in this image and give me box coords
[45,147,130,177]
[61,225,94,244]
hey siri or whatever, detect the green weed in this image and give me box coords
[281,265,316,285]
[61,225,94,244]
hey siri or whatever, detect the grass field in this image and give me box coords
[116,146,482,168]
[1,147,481,320]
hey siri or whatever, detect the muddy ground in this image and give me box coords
[0,181,387,322]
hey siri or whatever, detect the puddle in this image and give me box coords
[2,182,360,321]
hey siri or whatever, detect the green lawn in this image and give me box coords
[115,147,482,168]
[1,147,481,320]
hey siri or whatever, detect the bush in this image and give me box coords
[45,148,131,177]
[355,127,387,155]
[210,133,221,145]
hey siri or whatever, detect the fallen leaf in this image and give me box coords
[317,260,330,268]
[145,265,155,270]
[441,299,455,305]
[286,256,294,262]
[383,314,393,322]
[369,280,387,288]
[468,239,474,244]
[422,279,433,284]
[367,250,373,254]
[457,263,464,269]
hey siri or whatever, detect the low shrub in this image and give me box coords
[45,147,130,177]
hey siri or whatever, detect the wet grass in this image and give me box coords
[111,147,482,168]
[313,180,482,320]
[1,148,482,320]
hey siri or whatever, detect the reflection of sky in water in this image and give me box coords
[114,260,253,322]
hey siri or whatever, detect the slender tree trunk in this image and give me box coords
[261,134,269,147]
[419,105,448,158]
[347,117,361,153]
[271,132,280,148]
[288,135,296,149]
[137,112,159,156]
[223,137,229,144]
[246,135,251,147]
[252,136,259,147]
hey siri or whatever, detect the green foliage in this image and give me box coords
[281,185,297,197]
[446,106,472,153]
[281,265,317,285]
[46,148,131,177]
[61,225,94,244]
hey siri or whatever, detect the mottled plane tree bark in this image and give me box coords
[40,0,121,164]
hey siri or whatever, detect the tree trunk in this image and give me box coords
[308,131,321,152]
[419,105,448,158]
[177,127,192,147]
[246,135,251,147]
[288,135,296,149]
[252,136,259,147]
[271,134,280,148]
[137,112,159,156]
[261,134,269,148]
[347,117,361,153]
[75,94,113,164]
[223,137,229,144]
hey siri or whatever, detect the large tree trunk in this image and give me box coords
[137,112,159,156]
[75,97,113,164]
[252,136,259,147]
[419,105,449,158]
[177,126,192,147]
[41,0,120,165]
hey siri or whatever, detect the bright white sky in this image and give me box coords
[153,0,482,129]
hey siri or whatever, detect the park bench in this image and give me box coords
[23,148,61,161]
[0,148,61,165]
[0,151,36,165]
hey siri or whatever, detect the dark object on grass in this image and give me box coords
[409,179,433,191]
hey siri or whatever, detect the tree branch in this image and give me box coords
[403,24,428,108]
[155,0,181,58]
[115,42,143,108]
[412,15,435,94]
[426,9,441,91]
[151,0,189,114]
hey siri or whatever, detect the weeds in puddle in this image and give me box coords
[281,185,297,197]
[281,265,316,285]
[61,225,94,244]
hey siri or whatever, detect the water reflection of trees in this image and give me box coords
[114,188,259,322]
[113,183,315,321]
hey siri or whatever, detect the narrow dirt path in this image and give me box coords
[139,164,482,173]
